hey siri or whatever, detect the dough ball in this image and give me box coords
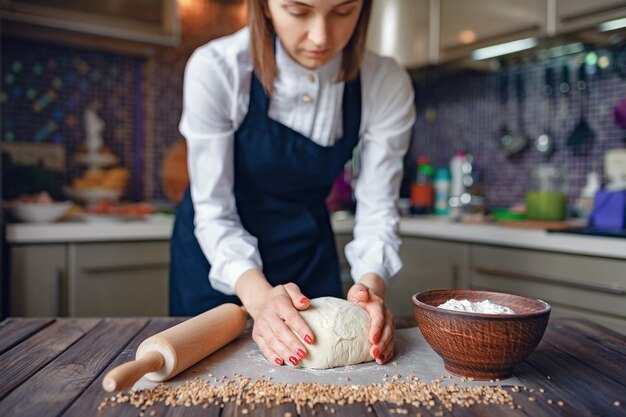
[293,297,373,369]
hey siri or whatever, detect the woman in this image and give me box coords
[170,0,415,368]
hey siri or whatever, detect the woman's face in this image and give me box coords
[266,0,363,69]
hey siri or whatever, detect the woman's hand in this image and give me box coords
[347,273,394,365]
[235,270,314,367]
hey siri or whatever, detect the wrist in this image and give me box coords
[235,268,272,319]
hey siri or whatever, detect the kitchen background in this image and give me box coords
[1,0,626,328]
[2,0,625,208]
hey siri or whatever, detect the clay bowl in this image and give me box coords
[412,289,550,380]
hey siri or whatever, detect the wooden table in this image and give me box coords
[0,317,624,417]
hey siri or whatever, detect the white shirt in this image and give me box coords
[179,27,416,296]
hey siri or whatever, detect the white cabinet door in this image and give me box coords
[11,244,67,317]
[556,0,626,33]
[366,0,432,67]
[440,0,546,61]
[69,241,169,317]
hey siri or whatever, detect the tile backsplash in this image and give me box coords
[410,61,626,208]
[2,16,626,208]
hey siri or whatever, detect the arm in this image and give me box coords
[346,57,416,364]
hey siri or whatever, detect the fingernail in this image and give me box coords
[296,349,306,359]
[289,356,299,366]
[300,297,310,304]
[359,288,367,292]
[274,357,283,365]
[373,334,378,344]
[304,334,313,345]
[373,347,380,358]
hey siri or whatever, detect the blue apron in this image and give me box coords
[169,70,362,316]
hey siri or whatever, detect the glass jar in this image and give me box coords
[525,164,568,220]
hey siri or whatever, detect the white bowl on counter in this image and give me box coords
[7,201,73,223]
[63,186,123,204]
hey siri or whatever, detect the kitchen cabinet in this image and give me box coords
[68,241,169,317]
[440,0,547,62]
[335,235,471,316]
[556,0,626,34]
[388,237,470,316]
[9,241,169,317]
[470,245,626,334]
[10,244,67,316]
[0,0,180,55]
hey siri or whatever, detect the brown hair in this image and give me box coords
[248,0,372,95]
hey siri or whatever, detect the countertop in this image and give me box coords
[0,317,624,417]
[6,215,626,260]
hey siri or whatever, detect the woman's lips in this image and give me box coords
[304,49,330,58]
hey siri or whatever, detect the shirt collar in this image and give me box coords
[275,38,342,83]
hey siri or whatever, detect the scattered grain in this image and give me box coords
[558,401,564,407]
[615,401,621,407]
[96,374,517,414]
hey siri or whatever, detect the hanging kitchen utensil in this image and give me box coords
[535,66,556,157]
[496,68,513,149]
[566,61,595,156]
[557,63,571,128]
[502,70,529,158]
[613,40,626,79]
[614,96,626,143]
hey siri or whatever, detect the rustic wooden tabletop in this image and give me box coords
[0,316,624,417]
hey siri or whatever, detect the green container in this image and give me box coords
[525,191,567,220]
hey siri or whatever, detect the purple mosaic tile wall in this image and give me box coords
[1,38,140,200]
[411,61,626,208]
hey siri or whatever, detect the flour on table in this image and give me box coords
[437,299,515,314]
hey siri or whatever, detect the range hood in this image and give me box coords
[366,0,439,68]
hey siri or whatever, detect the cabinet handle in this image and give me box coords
[474,267,626,296]
[81,263,169,274]
[450,265,460,289]
[54,267,63,317]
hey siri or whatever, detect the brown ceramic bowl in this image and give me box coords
[412,289,550,380]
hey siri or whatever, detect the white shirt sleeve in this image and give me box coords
[179,48,262,296]
[345,58,416,285]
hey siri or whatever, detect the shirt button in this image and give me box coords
[306,73,316,83]
[302,94,313,103]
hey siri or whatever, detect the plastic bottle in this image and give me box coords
[434,167,451,216]
[410,156,435,214]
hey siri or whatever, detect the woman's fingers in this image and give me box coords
[347,283,370,303]
[254,312,304,366]
[253,333,284,366]
[281,283,315,345]
[375,310,395,364]
[283,282,311,311]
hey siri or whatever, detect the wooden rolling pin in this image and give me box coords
[102,303,248,392]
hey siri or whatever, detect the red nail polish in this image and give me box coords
[300,297,310,304]
[304,334,313,345]
[296,349,306,359]
[274,357,283,365]
[289,356,299,366]
[373,334,379,344]
[373,347,380,358]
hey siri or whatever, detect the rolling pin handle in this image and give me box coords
[102,350,165,392]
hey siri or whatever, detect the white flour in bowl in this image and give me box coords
[437,299,515,314]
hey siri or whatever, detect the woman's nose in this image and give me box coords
[308,17,328,47]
